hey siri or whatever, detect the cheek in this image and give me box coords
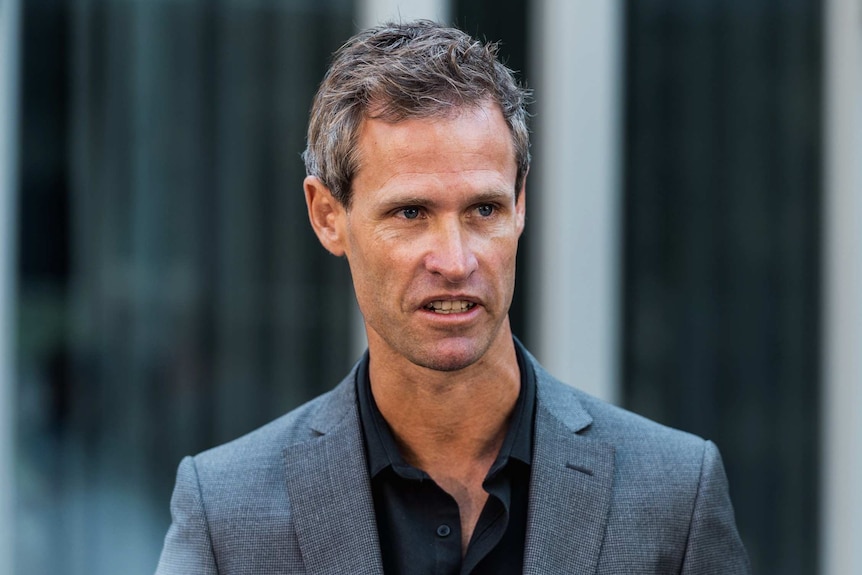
[479,234,519,265]
[348,236,407,293]
[490,242,521,291]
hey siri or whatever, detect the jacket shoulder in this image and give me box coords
[575,387,705,450]
[531,357,713,502]
[161,373,360,573]
[531,354,707,458]
[531,361,749,572]
[194,372,356,485]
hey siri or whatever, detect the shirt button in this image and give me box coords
[436,524,451,538]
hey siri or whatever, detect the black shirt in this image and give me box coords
[356,343,536,575]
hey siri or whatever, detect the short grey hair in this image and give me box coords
[302,20,531,207]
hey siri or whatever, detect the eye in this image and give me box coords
[476,204,495,217]
[400,207,421,220]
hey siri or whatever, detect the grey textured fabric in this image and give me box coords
[155,348,751,574]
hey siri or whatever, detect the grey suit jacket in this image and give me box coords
[156,349,750,574]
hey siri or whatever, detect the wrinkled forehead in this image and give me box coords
[350,103,519,204]
[355,100,515,164]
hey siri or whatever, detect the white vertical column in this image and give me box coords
[0,0,21,573]
[349,0,450,361]
[529,0,623,402]
[360,0,449,29]
[821,0,862,573]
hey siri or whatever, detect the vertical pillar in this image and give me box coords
[349,0,451,361]
[0,0,21,573]
[821,0,862,573]
[360,0,449,29]
[529,0,623,402]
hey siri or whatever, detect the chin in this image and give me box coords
[408,340,488,373]
[415,356,475,373]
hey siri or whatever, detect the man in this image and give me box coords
[156,21,750,574]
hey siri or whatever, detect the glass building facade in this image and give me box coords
[16,1,356,572]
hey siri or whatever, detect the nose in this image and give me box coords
[424,218,478,283]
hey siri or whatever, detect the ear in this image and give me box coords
[515,170,527,237]
[304,176,347,257]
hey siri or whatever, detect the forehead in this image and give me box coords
[352,104,517,198]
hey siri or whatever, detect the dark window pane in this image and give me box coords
[622,2,822,573]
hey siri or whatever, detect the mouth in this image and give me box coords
[423,300,477,314]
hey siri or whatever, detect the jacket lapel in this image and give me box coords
[281,350,615,574]
[283,373,384,575]
[523,359,616,575]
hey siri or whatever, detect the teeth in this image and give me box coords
[425,300,475,314]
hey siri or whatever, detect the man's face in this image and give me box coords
[309,103,525,372]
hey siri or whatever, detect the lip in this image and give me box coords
[415,295,484,328]
[417,294,482,311]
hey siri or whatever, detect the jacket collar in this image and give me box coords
[283,347,615,575]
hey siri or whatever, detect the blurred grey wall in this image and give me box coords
[529,0,623,404]
[821,0,862,572]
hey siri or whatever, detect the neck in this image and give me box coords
[367,326,521,471]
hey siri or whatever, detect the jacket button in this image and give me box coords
[436,524,451,537]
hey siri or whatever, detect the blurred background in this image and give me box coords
[1,0,859,573]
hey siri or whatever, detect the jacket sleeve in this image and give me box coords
[681,441,752,574]
[155,456,219,575]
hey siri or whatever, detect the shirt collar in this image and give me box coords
[356,339,536,479]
